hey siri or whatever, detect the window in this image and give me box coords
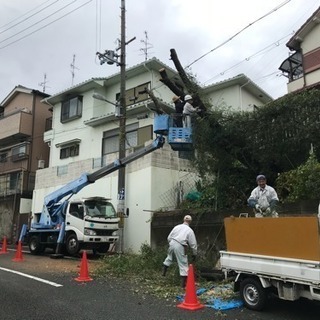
[69,203,84,219]
[0,153,7,163]
[102,124,153,156]
[61,96,82,122]
[12,144,28,161]
[60,144,79,159]
[116,82,150,106]
[45,117,52,131]
[9,172,20,190]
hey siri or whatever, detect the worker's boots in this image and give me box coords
[162,264,168,277]
[181,276,187,289]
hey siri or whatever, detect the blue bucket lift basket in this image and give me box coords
[154,114,169,135]
[153,114,193,151]
[168,127,193,151]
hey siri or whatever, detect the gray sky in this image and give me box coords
[0,0,319,102]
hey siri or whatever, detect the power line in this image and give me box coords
[95,0,102,53]
[0,0,78,46]
[0,0,54,30]
[203,32,293,85]
[186,0,291,68]
[0,0,93,50]
[0,0,59,36]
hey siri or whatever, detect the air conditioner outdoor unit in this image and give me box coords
[38,160,45,169]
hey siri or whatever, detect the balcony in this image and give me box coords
[0,155,29,173]
[84,99,173,127]
[0,111,32,145]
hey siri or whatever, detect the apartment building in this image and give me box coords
[0,86,51,242]
[279,6,320,93]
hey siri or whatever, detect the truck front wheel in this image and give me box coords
[29,235,45,255]
[92,243,110,255]
[240,277,267,311]
[66,234,80,256]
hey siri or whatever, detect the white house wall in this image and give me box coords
[205,84,263,112]
[33,140,194,252]
[301,23,320,53]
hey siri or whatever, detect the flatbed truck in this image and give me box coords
[220,215,320,310]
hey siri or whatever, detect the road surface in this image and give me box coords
[1,248,320,320]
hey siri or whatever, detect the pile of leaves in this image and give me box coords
[93,243,234,303]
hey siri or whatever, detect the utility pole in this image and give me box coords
[95,0,136,252]
[117,0,126,252]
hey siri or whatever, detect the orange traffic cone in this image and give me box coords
[177,264,205,311]
[12,241,24,262]
[75,251,93,282]
[0,236,9,254]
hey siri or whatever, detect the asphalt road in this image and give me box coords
[1,249,320,320]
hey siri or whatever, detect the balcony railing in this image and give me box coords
[0,111,32,145]
[0,171,35,197]
[0,155,28,172]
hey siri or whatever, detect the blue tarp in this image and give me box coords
[177,287,243,311]
[205,298,243,310]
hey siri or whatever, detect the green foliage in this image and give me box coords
[276,152,320,202]
[191,89,320,209]
[96,243,168,278]
[95,243,218,298]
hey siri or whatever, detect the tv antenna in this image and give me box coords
[38,73,49,93]
[140,31,153,61]
[70,54,79,85]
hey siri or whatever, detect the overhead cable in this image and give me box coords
[0,0,93,50]
[186,0,291,68]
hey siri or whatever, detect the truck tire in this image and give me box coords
[92,243,110,255]
[66,233,80,256]
[240,277,267,311]
[29,235,45,255]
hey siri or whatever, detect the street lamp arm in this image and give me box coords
[92,93,118,106]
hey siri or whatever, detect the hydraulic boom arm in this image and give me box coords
[37,135,165,228]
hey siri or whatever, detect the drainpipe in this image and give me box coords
[301,49,306,88]
[143,62,154,88]
[29,91,36,173]
[239,80,250,112]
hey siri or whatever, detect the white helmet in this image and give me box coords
[184,94,192,101]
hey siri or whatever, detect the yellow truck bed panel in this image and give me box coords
[224,216,320,261]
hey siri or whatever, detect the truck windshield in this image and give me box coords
[84,200,117,218]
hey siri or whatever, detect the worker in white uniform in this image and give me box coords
[162,215,197,288]
[182,95,199,128]
[248,174,279,217]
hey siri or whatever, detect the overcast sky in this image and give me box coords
[0,0,319,102]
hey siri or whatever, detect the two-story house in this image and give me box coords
[0,86,51,242]
[34,58,272,253]
[279,6,320,93]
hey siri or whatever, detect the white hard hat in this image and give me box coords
[184,94,192,101]
[184,215,192,222]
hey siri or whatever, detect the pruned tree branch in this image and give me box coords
[159,68,184,98]
[169,48,206,112]
[170,49,197,92]
[142,87,164,115]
